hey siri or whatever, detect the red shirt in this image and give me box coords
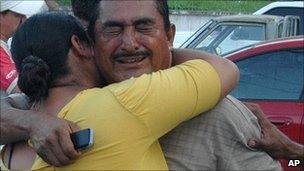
[0,40,18,94]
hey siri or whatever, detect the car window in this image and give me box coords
[193,24,265,55]
[230,48,304,101]
[217,25,265,55]
[196,25,228,48]
[181,20,213,48]
[282,17,300,37]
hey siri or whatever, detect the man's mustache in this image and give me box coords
[112,51,152,59]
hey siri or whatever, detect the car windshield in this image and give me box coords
[193,23,266,55]
[180,20,213,48]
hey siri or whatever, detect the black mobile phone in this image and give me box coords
[70,128,94,150]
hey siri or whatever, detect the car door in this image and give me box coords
[230,48,304,142]
[229,47,304,171]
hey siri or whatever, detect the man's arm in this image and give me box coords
[172,49,239,99]
[0,95,81,166]
[1,96,30,143]
[244,102,304,160]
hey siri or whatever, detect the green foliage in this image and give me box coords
[58,0,275,13]
[168,0,275,13]
[58,0,71,6]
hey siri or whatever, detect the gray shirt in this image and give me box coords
[160,95,282,170]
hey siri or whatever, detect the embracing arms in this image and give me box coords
[0,48,237,165]
[1,95,30,144]
[0,94,80,166]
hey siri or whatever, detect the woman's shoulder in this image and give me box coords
[57,87,114,117]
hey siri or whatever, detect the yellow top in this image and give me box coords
[31,60,221,170]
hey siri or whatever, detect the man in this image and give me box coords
[0,0,289,170]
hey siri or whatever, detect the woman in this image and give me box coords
[1,12,238,170]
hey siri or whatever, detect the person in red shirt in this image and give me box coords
[1,39,19,94]
[0,1,61,96]
[0,1,28,94]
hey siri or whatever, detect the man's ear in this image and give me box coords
[166,23,176,46]
[71,35,94,60]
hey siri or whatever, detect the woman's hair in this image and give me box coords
[11,12,90,102]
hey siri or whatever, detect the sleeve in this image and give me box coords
[0,48,18,94]
[108,59,221,139]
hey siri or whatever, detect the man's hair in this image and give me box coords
[71,0,171,40]
[71,0,100,22]
[71,0,100,39]
[154,0,170,32]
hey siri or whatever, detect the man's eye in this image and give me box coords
[103,27,122,36]
[136,24,153,33]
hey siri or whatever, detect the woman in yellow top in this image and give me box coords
[2,12,238,170]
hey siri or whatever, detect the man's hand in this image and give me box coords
[29,114,81,166]
[1,94,81,166]
[244,102,304,160]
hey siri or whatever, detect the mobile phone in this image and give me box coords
[70,128,94,150]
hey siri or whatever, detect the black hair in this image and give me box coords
[72,0,100,22]
[71,0,101,40]
[154,0,170,32]
[71,0,171,40]
[11,12,90,102]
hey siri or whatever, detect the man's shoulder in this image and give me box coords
[214,95,244,110]
[172,95,261,140]
[208,95,255,119]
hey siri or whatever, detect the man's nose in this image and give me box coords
[120,27,139,52]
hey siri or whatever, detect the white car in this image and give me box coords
[254,1,304,34]
[254,1,304,14]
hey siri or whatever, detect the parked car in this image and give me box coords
[180,15,300,56]
[254,1,304,34]
[224,36,304,171]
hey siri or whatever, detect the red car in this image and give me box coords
[224,36,304,171]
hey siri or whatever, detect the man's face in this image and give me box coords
[0,11,26,38]
[94,0,175,83]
